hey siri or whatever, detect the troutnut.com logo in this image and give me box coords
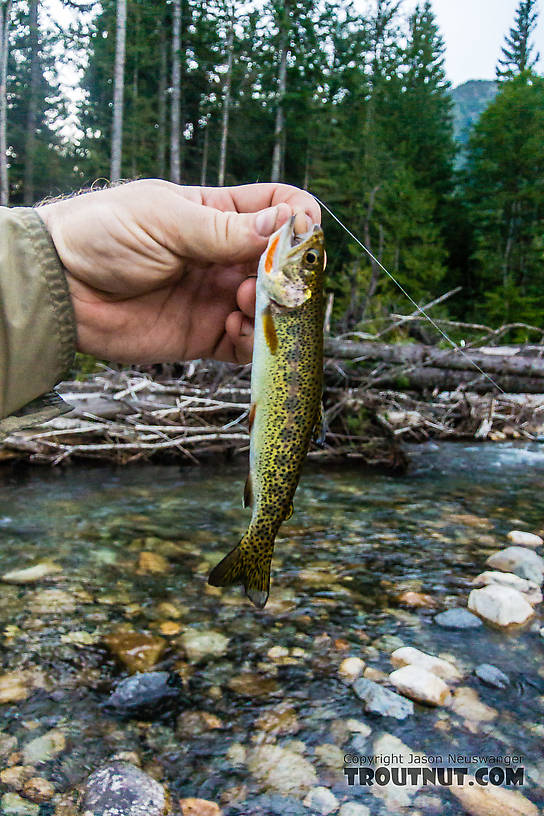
[343,754,525,787]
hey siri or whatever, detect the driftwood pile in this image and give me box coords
[0,335,542,469]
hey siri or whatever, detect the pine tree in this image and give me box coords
[496,0,540,80]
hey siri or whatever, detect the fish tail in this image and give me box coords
[208,532,272,609]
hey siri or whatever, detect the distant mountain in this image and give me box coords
[450,79,498,144]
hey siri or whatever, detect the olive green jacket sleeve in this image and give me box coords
[0,207,76,433]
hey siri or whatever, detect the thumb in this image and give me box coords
[165,199,293,265]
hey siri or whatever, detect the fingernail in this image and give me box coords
[255,206,279,237]
[294,210,312,235]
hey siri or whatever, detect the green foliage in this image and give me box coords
[496,0,540,80]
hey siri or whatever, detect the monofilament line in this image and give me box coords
[313,194,505,395]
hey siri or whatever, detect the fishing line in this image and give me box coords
[312,194,506,395]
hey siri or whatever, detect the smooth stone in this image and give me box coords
[451,776,539,816]
[179,798,222,816]
[338,657,365,682]
[397,590,437,608]
[473,571,542,605]
[302,786,339,815]
[370,734,423,808]
[137,551,170,574]
[352,677,414,720]
[226,743,246,765]
[468,585,534,626]
[80,762,167,816]
[1,563,61,584]
[434,608,483,629]
[0,767,35,791]
[474,664,510,689]
[0,793,40,816]
[255,703,300,735]
[248,745,317,795]
[391,647,462,682]
[507,530,543,549]
[23,729,66,765]
[105,631,167,673]
[338,804,370,816]
[228,674,280,698]
[181,630,229,662]
[176,711,223,738]
[0,673,30,705]
[486,547,544,585]
[389,665,450,706]
[0,732,18,757]
[105,671,184,717]
[22,777,55,803]
[29,589,76,615]
[313,743,345,769]
[449,687,498,723]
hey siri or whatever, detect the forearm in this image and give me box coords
[0,206,76,422]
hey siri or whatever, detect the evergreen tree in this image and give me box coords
[496,0,540,80]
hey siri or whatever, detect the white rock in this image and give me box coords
[391,647,462,682]
[23,729,66,765]
[507,530,543,549]
[468,585,534,627]
[303,786,339,815]
[248,745,317,795]
[472,571,542,605]
[180,630,230,662]
[338,657,365,682]
[452,776,539,816]
[1,563,61,584]
[370,734,423,809]
[486,547,544,585]
[389,665,450,706]
[339,804,370,816]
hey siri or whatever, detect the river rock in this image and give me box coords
[475,663,510,689]
[468,585,534,626]
[486,547,544,585]
[23,729,66,765]
[352,677,414,720]
[0,793,40,816]
[105,671,184,717]
[176,710,223,738]
[226,743,246,765]
[313,743,345,769]
[22,777,55,803]
[338,657,365,682]
[449,687,497,724]
[391,647,462,682]
[137,551,170,574]
[433,608,483,629]
[389,665,450,706]
[507,530,543,549]
[397,590,437,608]
[0,732,18,758]
[248,745,317,795]
[472,571,542,605]
[370,733,423,809]
[1,562,62,584]
[302,787,338,815]
[0,673,30,704]
[29,588,76,615]
[179,798,222,816]
[228,673,280,698]
[105,631,167,673]
[181,630,229,662]
[80,762,167,816]
[338,805,370,816]
[255,704,300,735]
[451,776,539,816]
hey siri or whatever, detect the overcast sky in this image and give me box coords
[428,0,544,86]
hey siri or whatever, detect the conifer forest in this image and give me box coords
[0,0,542,335]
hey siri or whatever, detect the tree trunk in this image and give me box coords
[0,0,12,206]
[110,0,127,182]
[217,15,233,187]
[271,29,287,183]
[170,0,181,184]
[157,19,167,179]
[200,123,208,186]
[23,0,40,205]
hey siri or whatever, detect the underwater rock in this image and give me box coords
[105,631,167,673]
[29,589,76,615]
[255,703,300,736]
[0,766,35,791]
[228,673,280,698]
[225,743,246,765]
[302,786,339,815]
[507,530,543,549]
[180,630,229,662]
[486,547,544,585]
[389,665,450,706]
[80,761,167,816]
[391,647,462,682]
[449,687,498,724]
[474,664,510,689]
[370,733,423,809]
[313,744,345,769]
[0,793,40,816]
[352,677,414,720]
[472,571,542,605]
[176,711,223,738]
[23,729,66,765]
[451,775,538,816]
[1,562,62,584]
[338,657,366,683]
[397,590,437,608]
[105,672,184,718]
[0,733,18,758]
[22,777,55,803]
[468,585,534,627]
[0,673,30,705]
[433,608,483,630]
[179,798,222,816]
[338,804,370,816]
[137,552,170,575]
[248,745,317,795]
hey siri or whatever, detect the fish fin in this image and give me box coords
[208,534,272,609]
[285,502,294,521]
[243,473,254,509]
[263,306,278,354]
[313,402,327,447]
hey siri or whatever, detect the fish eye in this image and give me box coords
[304,249,319,265]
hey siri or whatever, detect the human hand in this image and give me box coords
[37,179,321,365]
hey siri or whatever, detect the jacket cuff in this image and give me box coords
[0,207,77,421]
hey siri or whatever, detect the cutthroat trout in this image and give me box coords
[208,215,325,608]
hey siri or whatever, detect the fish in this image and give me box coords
[208,215,326,608]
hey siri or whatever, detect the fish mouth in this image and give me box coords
[288,216,322,249]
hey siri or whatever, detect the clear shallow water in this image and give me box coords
[0,441,543,814]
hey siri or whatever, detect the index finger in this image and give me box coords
[200,182,321,224]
